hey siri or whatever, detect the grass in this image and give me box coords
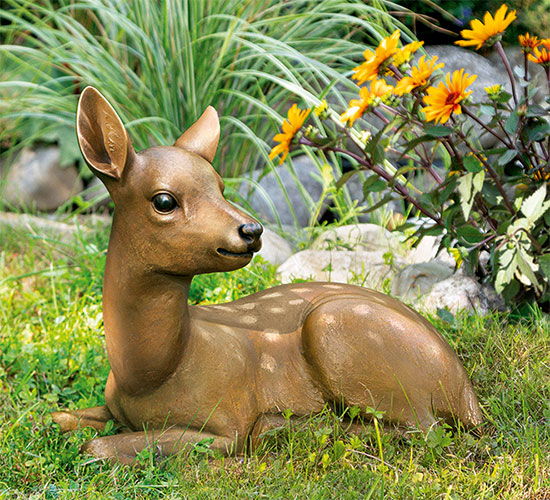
[1,220,549,499]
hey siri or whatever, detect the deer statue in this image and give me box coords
[52,86,483,464]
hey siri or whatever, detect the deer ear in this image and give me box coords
[76,86,134,180]
[174,106,220,163]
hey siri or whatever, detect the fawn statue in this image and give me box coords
[52,87,483,464]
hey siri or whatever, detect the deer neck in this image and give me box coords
[102,217,192,395]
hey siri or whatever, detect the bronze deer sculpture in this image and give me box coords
[52,87,483,464]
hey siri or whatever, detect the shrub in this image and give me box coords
[267,4,550,307]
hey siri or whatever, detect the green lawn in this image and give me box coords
[0,221,549,499]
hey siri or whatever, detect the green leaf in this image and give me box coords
[496,91,512,103]
[463,155,484,173]
[526,105,547,117]
[501,278,520,302]
[457,172,474,220]
[516,250,541,291]
[521,184,550,223]
[495,250,518,293]
[425,125,453,137]
[418,225,444,237]
[525,122,550,142]
[473,170,485,192]
[479,105,495,117]
[335,170,358,190]
[504,111,520,135]
[456,225,485,245]
[437,308,456,324]
[399,135,435,155]
[497,149,517,166]
[361,194,394,213]
[366,178,387,193]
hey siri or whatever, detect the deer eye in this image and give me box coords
[152,193,177,213]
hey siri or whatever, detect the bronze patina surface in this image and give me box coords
[52,87,483,464]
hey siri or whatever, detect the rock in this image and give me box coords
[406,235,456,267]
[3,147,83,211]
[0,211,88,243]
[419,274,505,315]
[311,223,405,256]
[392,261,505,314]
[82,176,110,208]
[391,261,454,301]
[241,156,330,228]
[257,228,293,266]
[277,249,397,288]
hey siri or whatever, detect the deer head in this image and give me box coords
[76,86,262,276]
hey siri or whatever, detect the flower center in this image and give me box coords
[445,92,460,105]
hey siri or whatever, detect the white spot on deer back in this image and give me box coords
[260,353,276,372]
[263,331,281,342]
[289,299,304,305]
[241,316,257,325]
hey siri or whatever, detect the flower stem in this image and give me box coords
[495,41,518,106]
[523,52,529,102]
[462,108,513,149]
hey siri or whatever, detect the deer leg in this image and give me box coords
[82,427,237,465]
[51,405,114,433]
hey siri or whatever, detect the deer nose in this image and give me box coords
[238,222,263,245]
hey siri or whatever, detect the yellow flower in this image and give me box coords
[528,39,550,67]
[518,33,540,53]
[533,168,550,182]
[455,4,517,50]
[485,84,504,100]
[485,84,502,95]
[449,248,463,269]
[269,104,310,164]
[394,55,444,95]
[422,69,477,124]
[392,41,424,67]
[314,99,328,116]
[353,30,401,84]
[340,79,394,126]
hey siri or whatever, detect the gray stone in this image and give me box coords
[277,248,397,289]
[311,223,405,256]
[406,235,456,267]
[0,211,88,243]
[418,274,505,315]
[241,156,330,228]
[257,228,293,266]
[391,261,454,301]
[392,260,505,314]
[3,147,83,211]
